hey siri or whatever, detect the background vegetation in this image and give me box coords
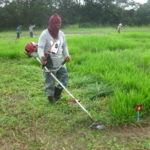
[1,0,150,30]
[0,27,150,149]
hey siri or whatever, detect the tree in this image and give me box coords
[136,3,150,25]
[0,0,149,29]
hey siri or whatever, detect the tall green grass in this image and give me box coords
[68,34,150,123]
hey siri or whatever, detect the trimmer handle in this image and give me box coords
[41,56,47,61]
[62,59,67,65]
[42,56,66,65]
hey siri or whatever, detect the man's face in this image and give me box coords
[55,24,61,29]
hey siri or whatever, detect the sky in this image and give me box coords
[134,0,147,3]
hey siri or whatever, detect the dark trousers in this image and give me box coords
[17,33,20,38]
[30,32,33,37]
[44,67,69,96]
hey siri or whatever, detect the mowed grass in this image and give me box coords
[0,28,150,150]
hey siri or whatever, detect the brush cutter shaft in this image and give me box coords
[36,57,42,65]
[36,57,96,122]
[49,72,95,121]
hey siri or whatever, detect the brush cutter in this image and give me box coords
[24,42,104,130]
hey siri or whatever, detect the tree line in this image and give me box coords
[0,0,150,30]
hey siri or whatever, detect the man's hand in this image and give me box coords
[66,56,71,62]
[40,56,47,65]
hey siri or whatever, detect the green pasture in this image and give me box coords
[0,28,150,149]
[0,25,150,38]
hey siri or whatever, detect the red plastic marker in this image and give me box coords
[136,104,142,122]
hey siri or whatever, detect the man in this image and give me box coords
[117,23,122,34]
[29,24,35,37]
[38,13,71,104]
[16,25,22,38]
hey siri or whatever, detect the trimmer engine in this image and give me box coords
[24,42,38,57]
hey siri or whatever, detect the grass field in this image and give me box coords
[0,27,150,150]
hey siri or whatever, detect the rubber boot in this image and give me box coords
[54,87,63,99]
[48,96,54,104]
